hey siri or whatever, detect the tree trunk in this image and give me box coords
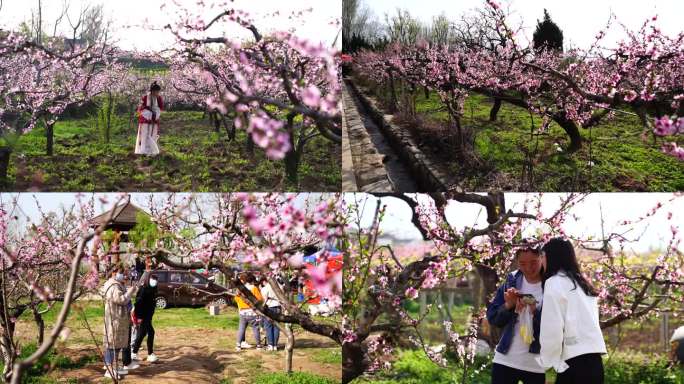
[105,92,113,143]
[455,116,465,158]
[283,114,301,184]
[489,98,502,122]
[554,115,582,152]
[32,309,44,345]
[284,149,301,185]
[245,136,254,156]
[284,323,294,373]
[388,74,398,113]
[223,116,235,141]
[128,103,135,131]
[46,122,54,156]
[342,341,368,384]
[1,333,14,382]
[0,314,16,381]
[475,264,502,348]
[423,86,430,99]
[0,147,10,180]
[212,112,221,133]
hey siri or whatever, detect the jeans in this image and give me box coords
[556,353,604,384]
[131,324,138,350]
[104,348,121,366]
[237,313,261,347]
[133,318,155,355]
[491,363,546,384]
[263,306,281,347]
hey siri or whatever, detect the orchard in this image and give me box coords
[0,192,345,383]
[341,192,684,383]
[0,1,342,191]
[344,0,684,191]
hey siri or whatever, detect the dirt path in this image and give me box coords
[42,325,340,383]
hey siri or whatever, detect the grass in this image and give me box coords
[361,78,684,191]
[397,297,474,344]
[351,349,493,384]
[310,348,343,365]
[352,348,684,384]
[0,343,98,384]
[2,110,340,191]
[26,299,240,331]
[249,372,339,384]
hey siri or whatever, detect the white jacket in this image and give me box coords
[537,271,606,372]
[260,282,283,308]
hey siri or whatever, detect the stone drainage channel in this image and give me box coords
[342,80,418,192]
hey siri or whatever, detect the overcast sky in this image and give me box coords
[347,193,684,254]
[365,0,684,50]
[0,0,341,51]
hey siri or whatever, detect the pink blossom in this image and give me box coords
[301,85,322,108]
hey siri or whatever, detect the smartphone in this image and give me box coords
[516,293,537,304]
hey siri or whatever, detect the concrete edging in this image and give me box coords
[342,81,394,192]
[345,80,452,192]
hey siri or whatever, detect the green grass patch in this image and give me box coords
[309,348,343,365]
[384,85,684,191]
[352,348,684,384]
[0,343,98,384]
[4,109,340,191]
[249,372,339,384]
[22,300,239,331]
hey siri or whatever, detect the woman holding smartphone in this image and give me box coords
[538,238,606,384]
[486,245,545,384]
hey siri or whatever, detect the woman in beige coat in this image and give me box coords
[101,265,138,379]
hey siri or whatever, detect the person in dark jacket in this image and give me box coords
[486,245,545,384]
[134,257,145,278]
[132,273,159,362]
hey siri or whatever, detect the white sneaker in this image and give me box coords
[117,367,129,375]
[271,345,278,351]
[131,353,141,361]
[104,370,121,380]
[256,345,263,350]
[235,345,242,352]
[125,361,140,370]
[240,341,253,349]
[146,353,158,362]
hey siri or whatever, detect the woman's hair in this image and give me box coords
[150,81,161,92]
[542,237,597,296]
[239,272,255,284]
[107,263,124,276]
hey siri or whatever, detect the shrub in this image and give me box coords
[604,352,684,384]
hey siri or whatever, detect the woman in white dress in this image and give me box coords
[135,81,164,156]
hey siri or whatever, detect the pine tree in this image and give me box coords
[533,9,564,52]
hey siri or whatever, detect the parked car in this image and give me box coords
[138,269,235,309]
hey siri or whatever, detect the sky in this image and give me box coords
[347,193,684,254]
[3,192,680,254]
[0,192,328,236]
[364,0,684,50]
[0,0,341,51]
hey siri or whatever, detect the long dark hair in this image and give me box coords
[542,237,597,296]
[150,81,161,92]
